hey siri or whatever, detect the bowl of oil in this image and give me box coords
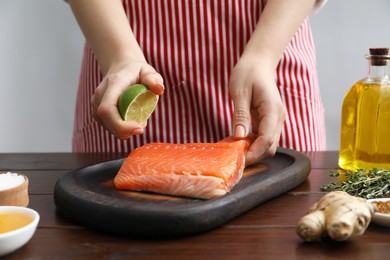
[0,206,40,257]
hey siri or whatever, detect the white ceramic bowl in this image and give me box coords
[0,206,40,257]
[367,198,390,227]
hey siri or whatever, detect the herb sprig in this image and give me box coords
[320,168,390,199]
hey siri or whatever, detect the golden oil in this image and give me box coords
[0,211,33,234]
[339,48,390,171]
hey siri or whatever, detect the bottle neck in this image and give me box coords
[366,58,390,84]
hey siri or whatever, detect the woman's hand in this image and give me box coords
[68,0,165,139]
[230,0,318,165]
[230,56,286,166]
[91,61,164,139]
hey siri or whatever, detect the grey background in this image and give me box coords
[1,0,389,152]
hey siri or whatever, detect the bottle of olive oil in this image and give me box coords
[339,48,390,171]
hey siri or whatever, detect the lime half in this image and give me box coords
[117,84,159,124]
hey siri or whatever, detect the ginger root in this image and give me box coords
[296,191,376,242]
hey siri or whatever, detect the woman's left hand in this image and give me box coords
[229,56,286,166]
[228,0,319,166]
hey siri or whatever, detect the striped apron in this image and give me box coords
[72,0,326,153]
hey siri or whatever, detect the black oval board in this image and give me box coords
[54,147,311,238]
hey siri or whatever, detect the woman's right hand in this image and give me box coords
[67,0,165,139]
[91,61,165,140]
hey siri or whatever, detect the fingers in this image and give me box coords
[91,63,164,140]
[229,63,286,166]
[92,76,144,139]
[245,103,286,166]
[139,67,165,95]
[230,84,251,139]
[233,107,251,138]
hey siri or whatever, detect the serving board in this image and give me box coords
[54,147,311,238]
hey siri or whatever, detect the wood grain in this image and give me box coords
[53,148,311,237]
[2,151,388,259]
[4,225,389,259]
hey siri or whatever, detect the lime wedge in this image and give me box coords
[117,84,159,124]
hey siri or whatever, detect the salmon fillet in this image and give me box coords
[114,137,254,199]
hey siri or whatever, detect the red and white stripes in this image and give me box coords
[276,18,326,151]
[72,0,325,153]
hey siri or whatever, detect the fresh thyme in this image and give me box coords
[320,168,390,199]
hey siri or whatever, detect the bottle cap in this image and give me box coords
[369,48,389,55]
[368,48,390,66]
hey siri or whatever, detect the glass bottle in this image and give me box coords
[338,48,390,171]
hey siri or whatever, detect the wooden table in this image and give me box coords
[1,151,389,259]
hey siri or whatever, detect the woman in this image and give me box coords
[69,0,326,165]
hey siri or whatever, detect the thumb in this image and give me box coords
[232,98,251,138]
[140,66,165,95]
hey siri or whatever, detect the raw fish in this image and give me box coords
[114,136,254,199]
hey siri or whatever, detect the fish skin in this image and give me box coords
[114,136,254,199]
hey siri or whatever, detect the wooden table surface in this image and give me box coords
[1,151,389,259]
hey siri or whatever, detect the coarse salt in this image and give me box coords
[0,172,25,191]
